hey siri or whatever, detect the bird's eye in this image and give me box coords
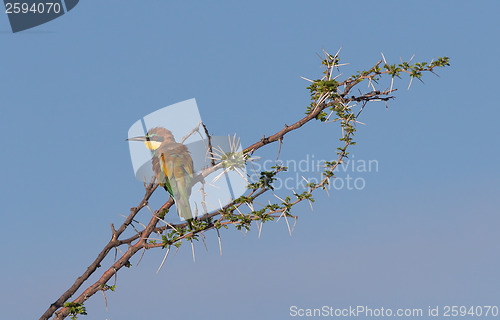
[145,134,160,142]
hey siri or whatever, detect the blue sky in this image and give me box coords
[1,1,499,319]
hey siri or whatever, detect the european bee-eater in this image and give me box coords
[127,127,194,221]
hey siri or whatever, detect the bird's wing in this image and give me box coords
[163,145,194,194]
[152,152,174,196]
[161,145,195,220]
[155,145,193,191]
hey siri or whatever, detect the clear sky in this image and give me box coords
[1,1,499,319]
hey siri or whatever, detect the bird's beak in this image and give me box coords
[126,136,162,150]
[126,136,148,142]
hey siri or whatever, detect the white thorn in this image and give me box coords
[300,76,315,83]
[408,77,414,90]
[381,52,387,65]
[217,229,222,256]
[191,240,195,263]
[285,216,292,236]
[156,246,170,273]
[273,193,286,203]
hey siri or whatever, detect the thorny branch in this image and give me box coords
[40,50,449,320]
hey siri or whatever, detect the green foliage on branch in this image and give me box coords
[63,302,87,320]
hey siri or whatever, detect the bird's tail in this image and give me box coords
[162,184,192,220]
[176,195,193,222]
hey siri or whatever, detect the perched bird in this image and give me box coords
[127,127,194,222]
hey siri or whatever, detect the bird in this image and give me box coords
[127,127,194,222]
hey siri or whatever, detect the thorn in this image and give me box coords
[191,240,195,262]
[273,193,286,203]
[332,73,343,81]
[200,233,209,252]
[146,205,178,232]
[381,52,387,65]
[301,176,310,185]
[234,204,244,215]
[408,76,414,90]
[102,291,108,312]
[245,201,255,212]
[291,217,298,234]
[285,216,292,237]
[368,78,376,91]
[116,246,125,256]
[300,76,315,83]
[136,247,146,266]
[276,136,283,161]
[334,46,342,59]
[156,246,170,273]
[217,228,222,256]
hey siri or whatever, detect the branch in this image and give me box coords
[40,50,449,320]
